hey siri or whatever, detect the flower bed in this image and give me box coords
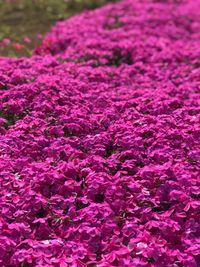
[0,0,200,266]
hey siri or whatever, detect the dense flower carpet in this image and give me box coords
[0,0,200,266]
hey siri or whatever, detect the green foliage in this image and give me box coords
[0,0,117,57]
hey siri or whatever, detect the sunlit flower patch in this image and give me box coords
[0,0,200,266]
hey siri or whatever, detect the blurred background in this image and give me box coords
[0,0,116,57]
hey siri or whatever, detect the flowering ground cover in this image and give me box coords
[0,0,116,57]
[0,0,200,266]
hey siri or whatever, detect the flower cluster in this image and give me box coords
[0,0,200,266]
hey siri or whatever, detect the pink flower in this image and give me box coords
[12,43,25,50]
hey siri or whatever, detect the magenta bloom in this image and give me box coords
[0,0,200,266]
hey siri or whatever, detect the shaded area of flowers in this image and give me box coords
[0,0,200,266]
